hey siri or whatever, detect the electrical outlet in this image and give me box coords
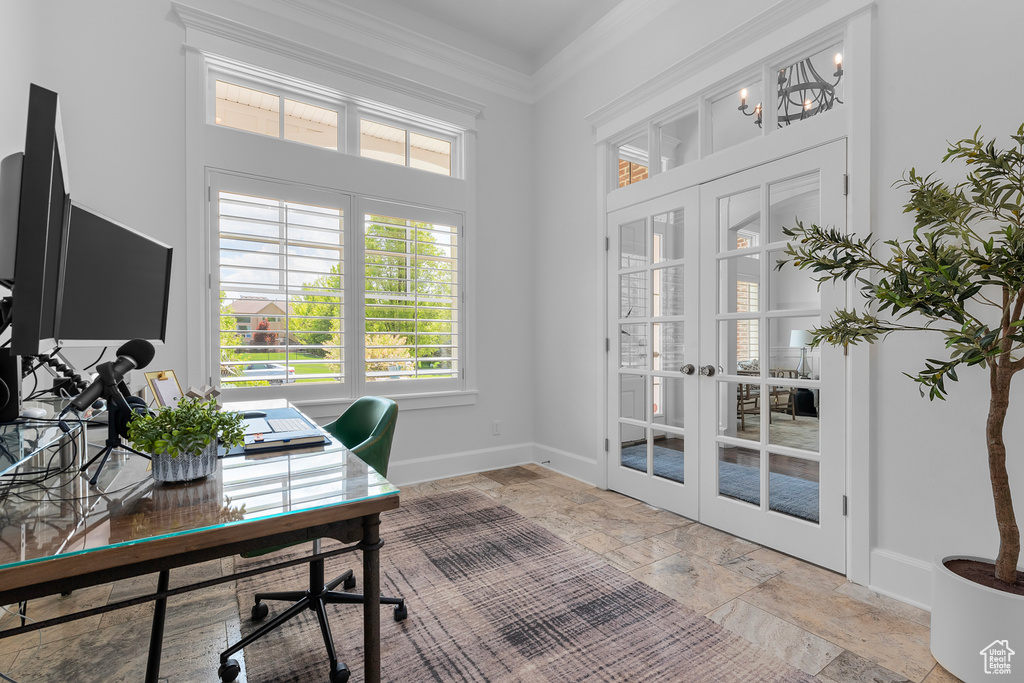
[492,420,501,436]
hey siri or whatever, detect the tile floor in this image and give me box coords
[0,465,962,682]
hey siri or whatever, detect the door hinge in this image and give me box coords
[842,495,848,516]
[605,337,610,352]
[843,174,849,196]
[605,236,610,251]
[208,186,211,202]
[604,438,609,452]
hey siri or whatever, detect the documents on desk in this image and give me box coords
[241,407,328,452]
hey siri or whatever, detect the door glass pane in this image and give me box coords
[720,319,760,375]
[619,374,647,423]
[620,272,648,318]
[768,383,819,452]
[619,324,647,369]
[720,380,760,443]
[659,111,699,172]
[769,172,820,243]
[769,453,819,523]
[653,265,684,316]
[718,444,761,506]
[769,315,819,379]
[653,210,685,262]
[712,81,763,152]
[619,423,646,473]
[659,376,685,430]
[775,42,844,131]
[653,430,685,484]
[768,248,818,311]
[620,219,647,267]
[654,322,685,371]
[719,255,760,314]
[719,187,761,251]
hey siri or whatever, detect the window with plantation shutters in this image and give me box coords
[216,189,345,388]
[362,203,460,386]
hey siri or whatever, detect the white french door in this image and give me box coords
[607,140,847,572]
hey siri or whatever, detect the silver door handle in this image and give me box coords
[680,364,695,375]
[700,365,716,377]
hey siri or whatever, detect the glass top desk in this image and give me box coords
[0,397,91,475]
[0,399,400,683]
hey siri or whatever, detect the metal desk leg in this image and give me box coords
[363,513,381,683]
[145,569,170,683]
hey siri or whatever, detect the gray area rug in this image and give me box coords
[235,490,815,682]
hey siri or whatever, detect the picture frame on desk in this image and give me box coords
[144,370,183,408]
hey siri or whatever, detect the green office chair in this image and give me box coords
[218,397,404,683]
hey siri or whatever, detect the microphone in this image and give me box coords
[68,339,155,412]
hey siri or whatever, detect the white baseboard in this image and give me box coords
[868,548,933,611]
[388,442,535,485]
[533,443,598,486]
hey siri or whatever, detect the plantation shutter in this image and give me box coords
[362,202,461,386]
[217,190,344,386]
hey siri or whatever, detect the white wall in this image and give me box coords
[2,0,536,482]
[532,0,1024,605]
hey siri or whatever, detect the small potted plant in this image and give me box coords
[127,397,245,483]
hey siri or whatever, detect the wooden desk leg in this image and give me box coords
[145,569,169,683]
[363,513,382,683]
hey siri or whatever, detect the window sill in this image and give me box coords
[288,389,478,421]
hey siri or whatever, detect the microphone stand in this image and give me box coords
[78,369,149,486]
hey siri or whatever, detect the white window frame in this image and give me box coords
[357,112,461,178]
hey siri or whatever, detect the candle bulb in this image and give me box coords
[740,88,747,106]
[834,52,843,69]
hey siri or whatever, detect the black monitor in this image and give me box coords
[56,203,172,345]
[6,84,71,355]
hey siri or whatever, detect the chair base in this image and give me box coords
[217,564,406,682]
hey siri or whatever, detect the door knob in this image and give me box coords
[680,364,695,375]
[700,364,716,377]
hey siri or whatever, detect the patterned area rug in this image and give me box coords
[234,490,814,682]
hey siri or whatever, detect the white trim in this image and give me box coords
[868,548,934,611]
[173,2,485,127]
[269,0,534,103]
[387,442,534,486]
[533,0,679,100]
[534,443,600,488]
[586,0,874,142]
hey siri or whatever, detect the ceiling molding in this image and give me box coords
[172,2,487,119]
[532,0,679,101]
[268,0,534,103]
[585,0,871,130]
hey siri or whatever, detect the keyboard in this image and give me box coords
[268,417,312,433]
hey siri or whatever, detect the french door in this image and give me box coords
[607,140,847,571]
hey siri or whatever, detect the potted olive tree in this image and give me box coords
[778,125,1024,680]
[128,397,245,483]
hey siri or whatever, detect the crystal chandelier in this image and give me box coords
[738,52,843,128]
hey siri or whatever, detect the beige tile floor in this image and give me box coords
[0,465,961,682]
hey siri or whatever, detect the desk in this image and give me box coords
[0,398,90,475]
[0,400,399,682]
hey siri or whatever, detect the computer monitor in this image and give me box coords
[56,203,172,345]
[6,84,71,355]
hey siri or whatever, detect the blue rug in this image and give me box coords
[619,444,819,523]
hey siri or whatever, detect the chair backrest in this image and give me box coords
[324,396,398,477]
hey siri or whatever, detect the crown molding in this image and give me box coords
[533,0,678,101]
[266,0,534,104]
[172,2,486,120]
[586,0,873,131]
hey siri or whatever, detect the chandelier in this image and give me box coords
[738,52,843,128]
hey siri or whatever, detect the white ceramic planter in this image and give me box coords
[931,554,1024,682]
[150,442,219,483]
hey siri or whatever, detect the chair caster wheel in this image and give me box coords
[394,600,408,622]
[330,662,351,683]
[251,601,269,620]
[343,574,356,590]
[218,658,240,682]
